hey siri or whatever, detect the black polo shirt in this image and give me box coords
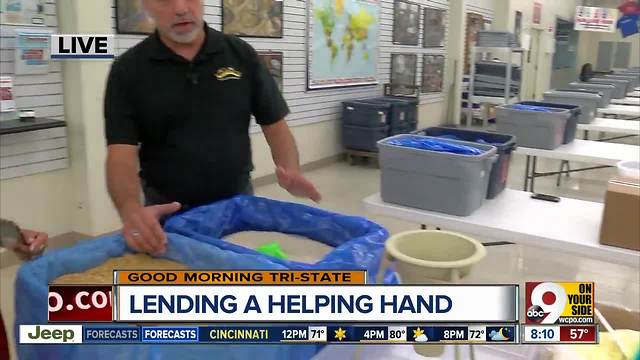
[104,25,289,206]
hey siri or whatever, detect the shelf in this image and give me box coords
[0,118,66,135]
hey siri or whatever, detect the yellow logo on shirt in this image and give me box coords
[215,67,242,81]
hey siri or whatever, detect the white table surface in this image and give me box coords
[363,190,639,266]
[514,139,640,165]
[577,118,640,135]
[611,97,640,105]
[598,104,640,117]
[628,91,640,97]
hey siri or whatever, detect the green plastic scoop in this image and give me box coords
[256,242,289,260]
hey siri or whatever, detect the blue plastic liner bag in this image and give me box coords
[16,195,391,360]
[164,195,392,284]
[386,135,485,155]
[510,104,554,112]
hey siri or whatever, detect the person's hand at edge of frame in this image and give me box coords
[120,202,181,256]
[276,166,322,203]
[12,229,48,260]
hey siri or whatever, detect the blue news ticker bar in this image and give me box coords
[81,325,518,344]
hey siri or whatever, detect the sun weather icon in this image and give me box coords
[413,327,429,342]
[488,327,512,341]
[334,327,347,341]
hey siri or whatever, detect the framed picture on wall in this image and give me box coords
[257,51,283,92]
[115,0,155,35]
[222,0,283,38]
[307,0,380,90]
[393,0,420,46]
[423,7,446,48]
[422,55,444,93]
[390,53,417,95]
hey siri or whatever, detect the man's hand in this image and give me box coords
[276,167,321,202]
[12,229,48,260]
[121,202,181,254]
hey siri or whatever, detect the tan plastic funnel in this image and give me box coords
[377,230,487,284]
[376,230,487,359]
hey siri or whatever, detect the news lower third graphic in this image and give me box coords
[20,324,519,344]
[525,282,595,325]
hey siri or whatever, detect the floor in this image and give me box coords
[1,133,639,359]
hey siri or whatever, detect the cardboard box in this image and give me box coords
[597,302,640,331]
[600,178,640,251]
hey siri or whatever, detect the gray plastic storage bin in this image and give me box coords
[362,97,418,133]
[342,124,389,152]
[378,135,497,216]
[496,104,570,150]
[519,101,581,145]
[542,89,601,124]
[588,78,630,98]
[568,82,614,107]
[342,101,389,127]
[604,74,639,89]
[412,127,516,199]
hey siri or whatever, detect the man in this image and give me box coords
[104,0,321,255]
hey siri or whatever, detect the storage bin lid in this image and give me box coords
[379,134,497,159]
[343,100,392,110]
[414,126,517,152]
[544,90,602,99]
[518,101,582,115]
[569,82,615,89]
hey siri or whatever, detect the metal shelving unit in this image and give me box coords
[466,46,525,127]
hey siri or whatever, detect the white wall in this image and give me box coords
[494,0,579,99]
[578,0,640,69]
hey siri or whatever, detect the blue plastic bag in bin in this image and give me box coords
[15,196,392,360]
[387,135,485,155]
[510,104,554,112]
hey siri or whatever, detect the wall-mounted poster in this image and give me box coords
[116,0,155,35]
[0,77,17,113]
[423,7,446,47]
[1,0,45,26]
[422,55,444,93]
[14,29,51,75]
[464,13,484,74]
[393,0,419,46]
[308,0,380,90]
[223,0,283,38]
[390,53,417,95]
[257,51,283,92]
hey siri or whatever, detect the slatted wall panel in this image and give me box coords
[0,0,68,180]
[110,0,451,128]
[0,0,63,119]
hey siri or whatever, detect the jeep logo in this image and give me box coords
[19,325,82,344]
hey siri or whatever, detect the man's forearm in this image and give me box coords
[106,156,142,217]
[262,120,301,172]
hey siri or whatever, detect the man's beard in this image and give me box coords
[165,23,202,44]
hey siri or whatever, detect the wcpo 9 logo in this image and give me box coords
[525,282,595,325]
